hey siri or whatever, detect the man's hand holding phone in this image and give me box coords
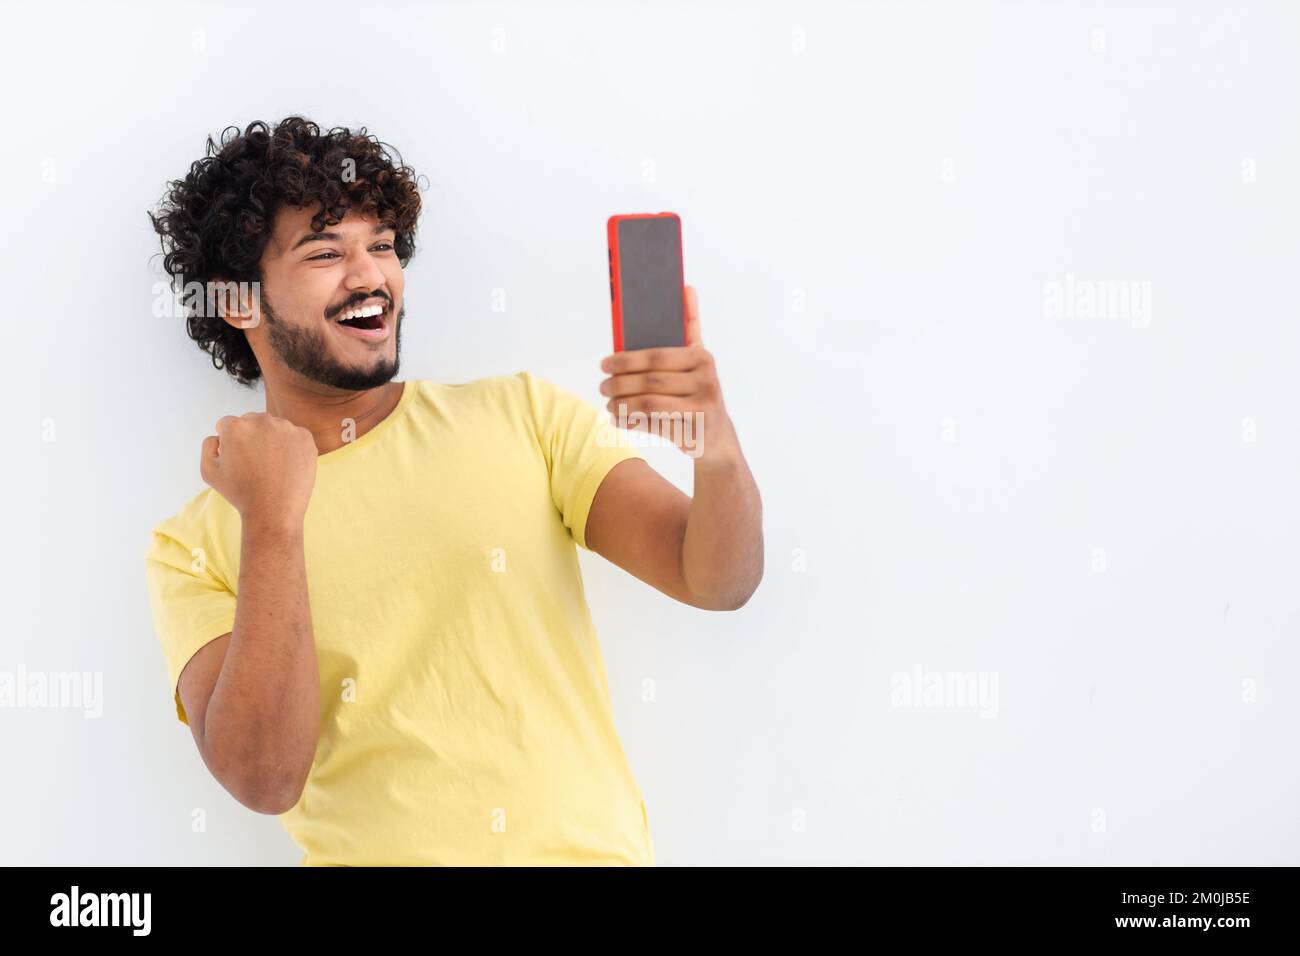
[596,212,762,608]
[599,286,738,461]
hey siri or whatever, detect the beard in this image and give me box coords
[260,289,403,391]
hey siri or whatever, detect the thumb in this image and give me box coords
[200,435,220,483]
[683,285,702,347]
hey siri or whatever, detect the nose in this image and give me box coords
[343,246,388,292]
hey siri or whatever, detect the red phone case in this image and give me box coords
[607,212,687,352]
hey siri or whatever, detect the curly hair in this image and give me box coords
[147,116,423,385]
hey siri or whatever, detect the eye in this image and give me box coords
[307,244,393,261]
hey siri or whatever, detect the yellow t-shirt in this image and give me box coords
[143,372,655,866]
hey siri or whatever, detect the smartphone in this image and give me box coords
[607,212,687,351]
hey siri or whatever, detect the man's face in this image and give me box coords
[236,204,406,391]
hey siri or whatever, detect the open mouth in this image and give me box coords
[336,303,388,330]
[333,301,392,341]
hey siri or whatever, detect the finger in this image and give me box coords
[683,285,701,347]
[200,435,220,482]
[606,394,703,422]
[601,345,702,375]
[214,415,238,437]
[601,370,696,398]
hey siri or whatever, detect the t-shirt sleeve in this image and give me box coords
[143,517,237,726]
[520,371,646,551]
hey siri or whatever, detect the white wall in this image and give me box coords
[1,0,1296,864]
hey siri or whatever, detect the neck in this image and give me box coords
[263,377,405,456]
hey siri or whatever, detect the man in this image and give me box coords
[144,116,763,866]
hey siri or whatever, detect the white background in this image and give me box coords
[1,0,1297,864]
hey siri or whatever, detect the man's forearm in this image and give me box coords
[680,417,764,610]
[202,517,321,811]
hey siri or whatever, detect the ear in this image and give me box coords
[213,278,260,331]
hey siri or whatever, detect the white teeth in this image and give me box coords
[339,304,385,321]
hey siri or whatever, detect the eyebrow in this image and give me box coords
[290,223,395,252]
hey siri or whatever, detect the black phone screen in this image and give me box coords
[616,216,684,350]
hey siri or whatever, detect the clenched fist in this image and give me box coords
[200,412,318,526]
